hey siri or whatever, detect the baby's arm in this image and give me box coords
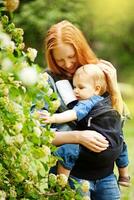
[39,110,77,124]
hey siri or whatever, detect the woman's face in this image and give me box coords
[52,43,78,76]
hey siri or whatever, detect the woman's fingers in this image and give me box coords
[80,130,109,152]
[91,139,109,152]
[85,143,108,153]
[99,59,116,73]
[98,60,118,94]
[90,146,106,153]
[99,59,115,69]
[92,131,108,143]
[90,137,109,152]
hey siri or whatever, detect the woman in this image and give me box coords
[45,20,124,200]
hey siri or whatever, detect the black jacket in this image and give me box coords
[71,96,123,180]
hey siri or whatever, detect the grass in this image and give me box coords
[116,98,134,200]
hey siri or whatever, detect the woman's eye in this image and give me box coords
[69,55,75,59]
[57,59,63,62]
[56,60,64,66]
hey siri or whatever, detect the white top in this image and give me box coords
[56,80,77,105]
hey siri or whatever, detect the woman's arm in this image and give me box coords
[99,59,124,115]
[52,130,109,153]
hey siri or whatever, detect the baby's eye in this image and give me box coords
[79,87,84,89]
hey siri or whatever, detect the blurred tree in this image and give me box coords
[85,0,134,83]
[14,0,134,83]
[13,0,90,66]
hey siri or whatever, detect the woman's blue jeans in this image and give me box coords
[69,173,120,200]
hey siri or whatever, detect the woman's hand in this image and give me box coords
[98,59,118,94]
[53,130,109,153]
[98,59,123,114]
[78,130,109,152]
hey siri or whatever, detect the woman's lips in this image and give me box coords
[65,65,77,74]
[67,68,75,74]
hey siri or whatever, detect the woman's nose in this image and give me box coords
[65,60,72,69]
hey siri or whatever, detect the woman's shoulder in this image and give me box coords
[45,69,62,82]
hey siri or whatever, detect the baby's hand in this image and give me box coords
[38,110,54,124]
[38,110,50,116]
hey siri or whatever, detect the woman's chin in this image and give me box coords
[66,72,74,78]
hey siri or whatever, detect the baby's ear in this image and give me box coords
[95,85,101,95]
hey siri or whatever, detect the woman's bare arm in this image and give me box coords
[52,130,109,153]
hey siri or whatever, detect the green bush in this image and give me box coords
[0,1,86,199]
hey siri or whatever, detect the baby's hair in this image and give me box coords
[74,64,107,95]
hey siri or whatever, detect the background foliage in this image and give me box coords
[13,0,134,83]
[0,1,87,199]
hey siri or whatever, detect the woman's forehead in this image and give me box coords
[52,43,75,59]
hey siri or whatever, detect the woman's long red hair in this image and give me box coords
[45,20,99,76]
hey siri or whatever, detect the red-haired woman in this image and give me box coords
[44,20,129,199]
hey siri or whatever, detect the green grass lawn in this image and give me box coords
[119,135,134,200]
[116,98,134,200]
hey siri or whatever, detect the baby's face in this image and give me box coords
[73,75,96,100]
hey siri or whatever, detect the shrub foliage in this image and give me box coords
[0,1,85,199]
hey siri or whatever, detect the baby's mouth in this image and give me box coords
[76,96,80,100]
